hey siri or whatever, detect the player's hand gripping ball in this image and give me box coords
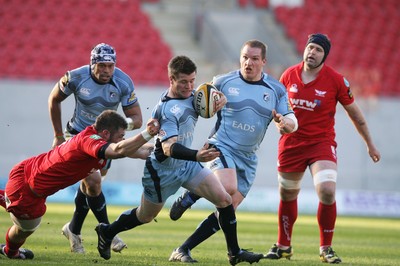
[193,83,220,119]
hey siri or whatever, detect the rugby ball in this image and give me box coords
[193,83,220,118]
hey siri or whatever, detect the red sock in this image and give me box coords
[317,202,337,247]
[5,227,25,257]
[0,190,6,209]
[277,199,297,247]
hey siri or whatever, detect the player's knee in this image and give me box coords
[217,192,232,208]
[319,192,335,204]
[86,185,102,196]
[278,175,301,190]
[313,169,337,186]
[278,175,301,201]
[11,214,41,233]
[318,183,336,203]
[83,176,102,195]
[314,169,337,203]
[224,184,236,196]
[141,216,155,224]
[136,209,156,224]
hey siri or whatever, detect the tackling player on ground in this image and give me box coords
[0,110,159,260]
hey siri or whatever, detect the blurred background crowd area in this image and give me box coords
[1,0,399,98]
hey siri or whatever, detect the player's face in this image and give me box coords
[303,43,324,69]
[170,72,196,99]
[240,45,266,82]
[108,128,126,143]
[92,62,115,83]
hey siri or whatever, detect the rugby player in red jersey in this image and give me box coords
[0,110,158,259]
[265,33,381,264]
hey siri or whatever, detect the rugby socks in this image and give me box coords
[181,212,220,250]
[5,227,24,258]
[217,204,240,255]
[0,189,6,209]
[87,191,109,224]
[277,199,297,247]
[69,187,89,235]
[318,201,337,247]
[107,208,143,239]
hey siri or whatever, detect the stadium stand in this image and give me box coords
[271,0,400,97]
[1,0,398,96]
[0,0,171,85]
[238,0,269,8]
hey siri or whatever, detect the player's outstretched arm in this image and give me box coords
[163,138,219,162]
[107,119,159,159]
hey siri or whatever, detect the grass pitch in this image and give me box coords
[0,203,398,265]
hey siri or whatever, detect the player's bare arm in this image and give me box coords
[343,102,381,162]
[162,137,219,162]
[106,118,159,158]
[48,81,69,148]
[123,102,143,130]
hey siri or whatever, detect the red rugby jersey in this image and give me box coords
[280,62,354,141]
[25,126,109,197]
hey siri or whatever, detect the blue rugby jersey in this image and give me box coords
[150,90,199,169]
[209,70,293,153]
[60,65,137,132]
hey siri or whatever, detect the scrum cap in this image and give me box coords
[306,33,331,63]
[90,43,116,66]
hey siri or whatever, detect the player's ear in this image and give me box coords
[100,129,111,141]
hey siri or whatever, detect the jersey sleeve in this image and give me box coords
[276,87,294,115]
[212,75,222,90]
[58,71,74,96]
[337,76,355,106]
[120,73,138,107]
[212,70,237,91]
[80,134,109,159]
[60,66,90,96]
[122,90,138,107]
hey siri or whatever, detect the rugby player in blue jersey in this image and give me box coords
[168,40,298,263]
[94,55,264,265]
[48,43,147,254]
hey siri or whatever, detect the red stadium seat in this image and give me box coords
[0,0,171,86]
[273,0,400,96]
[253,0,269,9]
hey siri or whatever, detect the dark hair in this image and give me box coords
[168,55,197,80]
[94,110,127,134]
[241,39,268,60]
